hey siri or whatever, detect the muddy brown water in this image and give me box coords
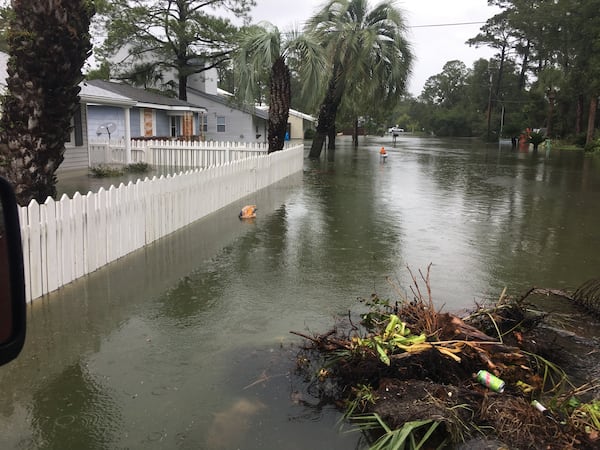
[1,136,599,449]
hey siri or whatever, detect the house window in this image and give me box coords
[217,116,226,133]
[201,114,208,133]
[170,116,178,137]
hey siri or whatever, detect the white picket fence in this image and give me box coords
[89,139,272,171]
[19,144,304,303]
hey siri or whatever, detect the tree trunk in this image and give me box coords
[267,57,291,153]
[327,127,336,150]
[576,94,584,135]
[546,89,555,137]
[178,74,188,101]
[518,41,530,91]
[0,0,94,206]
[586,95,597,146]
[309,99,337,158]
[309,71,343,159]
[352,118,359,146]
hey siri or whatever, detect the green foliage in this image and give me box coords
[584,139,600,153]
[90,165,124,178]
[232,23,326,152]
[353,314,427,366]
[0,5,13,53]
[97,0,256,100]
[304,128,316,139]
[570,399,600,434]
[351,413,445,450]
[527,132,546,150]
[343,384,378,419]
[85,60,110,80]
[125,162,151,173]
[90,162,150,177]
[307,0,413,157]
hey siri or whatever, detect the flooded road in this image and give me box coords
[1,135,600,449]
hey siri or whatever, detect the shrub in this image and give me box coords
[584,139,600,153]
[90,165,124,178]
[125,162,151,173]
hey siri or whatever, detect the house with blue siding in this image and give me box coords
[58,81,137,174]
[85,79,207,142]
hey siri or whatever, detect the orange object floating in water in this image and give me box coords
[239,205,257,219]
[380,147,388,161]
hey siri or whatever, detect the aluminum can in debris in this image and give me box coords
[476,370,505,393]
[532,400,547,412]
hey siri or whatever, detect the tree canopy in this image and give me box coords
[393,0,600,144]
[306,0,413,158]
[233,23,326,152]
[96,0,255,100]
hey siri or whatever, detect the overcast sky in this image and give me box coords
[247,0,502,96]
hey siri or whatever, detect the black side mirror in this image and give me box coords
[0,176,26,365]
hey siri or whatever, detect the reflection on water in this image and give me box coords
[1,136,600,449]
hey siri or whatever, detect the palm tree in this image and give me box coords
[306,0,413,159]
[233,23,326,153]
[0,0,94,205]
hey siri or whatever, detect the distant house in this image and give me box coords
[186,86,269,143]
[60,81,136,173]
[107,48,315,143]
[255,105,316,140]
[1,53,207,174]
[0,54,140,174]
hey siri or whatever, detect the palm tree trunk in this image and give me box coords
[268,57,291,153]
[327,127,337,150]
[309,77,342,159]
[0,0,94,206]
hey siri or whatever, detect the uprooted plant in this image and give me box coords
[292,265,600,449]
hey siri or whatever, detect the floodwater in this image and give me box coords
[2,135,600,449]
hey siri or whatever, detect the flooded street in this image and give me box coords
[1,135,600,449]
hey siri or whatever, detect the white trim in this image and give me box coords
[136,102,206,114]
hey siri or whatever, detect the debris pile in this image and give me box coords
[292,267,600,449]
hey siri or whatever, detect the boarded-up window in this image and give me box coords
[182,112,194,137]
[144,109,154,137]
